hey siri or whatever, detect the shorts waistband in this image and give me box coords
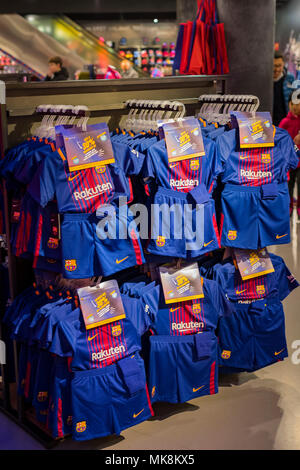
[150,333,211,343]
[155,186,188,200]
[72,354,139,378]
[224,182,287,192]
[62,213,94,221]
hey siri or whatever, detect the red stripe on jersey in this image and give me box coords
[145,383,155,416]
[23,211,32,253]
[208,181,214,194]
[33,213,43,268]
[219,213,224,241]
[209,361,216,394]
[127,177,133,203]
[130,228,143,265]
[63,164,84,212]
[57,398,64,438]
[144,183,150,196]
[119,319,128,360]
[212,213,221,248]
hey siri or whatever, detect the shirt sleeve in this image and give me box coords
[215,131,235,179]
[279,129,299,171]
[274,258,299,301]
[48,318,80,357]
[140,285,160,330]
[113,142,145,176]
[27,151,60,207]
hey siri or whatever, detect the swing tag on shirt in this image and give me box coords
[233,248,274,281]
[57,123,115,172]
[231,111,274,148]
[158,117,205,163]
[159,262,204,304]
[77,279,126,330]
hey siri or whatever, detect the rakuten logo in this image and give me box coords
[172,321,204,332]
[240,169,272,180]
[170,179,199,189]
[74,183,113,201]
[92,345,125,362]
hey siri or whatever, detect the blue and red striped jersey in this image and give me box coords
[28,142,144,213]
[147,278,232,336]
[216,127,299,186]
[211,253,299,302]
[48,294,154,371]
[142,137,222,194]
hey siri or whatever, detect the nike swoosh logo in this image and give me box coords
[88,334,98,341]
[204,240,213,248]
[170,307,180,312]
[116,256,129,264]
[236,289,247,295]
[240,156,249,160]
[274,348,285,356]
[276,234,287,239]
[68,174,79,182]
[169,163,179,168]
[193,386,205,392]
[133,409,144,418]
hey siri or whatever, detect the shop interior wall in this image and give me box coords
[79,21,178,47]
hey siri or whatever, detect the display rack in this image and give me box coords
[0,74,227,447]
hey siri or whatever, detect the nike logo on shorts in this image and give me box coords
[193,386,205,392]
[274,348,285,356]
[276,234,287,239]
[133,409,144,418]
[116,256,129,264]
[204,240,213,248]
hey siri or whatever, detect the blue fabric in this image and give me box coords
[117,355,145,396]
[220,182,291,249]
[188,183,210,205]
[261,183,278,200]
[148,333,218,404]
[71,355,152,441]
[194,331,213,360]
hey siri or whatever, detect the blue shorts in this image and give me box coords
[146,187,220,259]
[32,350,55,424]
[33,203,61,261]
[47,357,73,439]
[148,332,218,404]
[71,354,153,441]
[61,206,145,279]
[220,183,290,249]
[217,298,288,371]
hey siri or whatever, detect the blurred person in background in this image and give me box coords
[273,51,294,125]
[279,92,300,218]
[120,59,139,79]
[44,56,69,81]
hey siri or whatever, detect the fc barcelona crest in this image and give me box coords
[37,391,48,402]
[228,230,237,241]
[256,285,265,295]
[156,236,166,247]
[221,350,231,360]
[65,259,77,272]
[47,237,59,249]
[76,421,87,433]
[192,303,201,314]
[95,165,106,174]
[112,325,122,336]
[261,153,271,164]
[190,159,200,171]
